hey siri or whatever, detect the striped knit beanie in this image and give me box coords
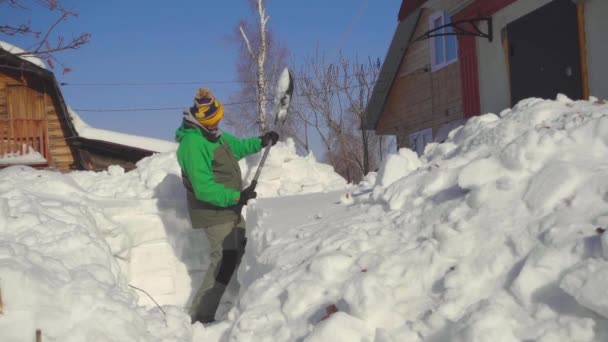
[190,88,224,126]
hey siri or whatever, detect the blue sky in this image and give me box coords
[3,0,401,152]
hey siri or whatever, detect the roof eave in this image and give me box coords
[362,8,423,131]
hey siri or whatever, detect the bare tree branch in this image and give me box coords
[0,24,33,36]
[0,0,90,71]
[239,25,255,60]
[293,51,388,183]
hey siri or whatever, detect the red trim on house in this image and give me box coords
[457,35,480,118]
[454,0,518,117]
[398,0,427,21]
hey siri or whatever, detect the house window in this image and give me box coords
[409,128,433,156]
[429,11,458,71]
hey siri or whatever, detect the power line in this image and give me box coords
[73,106,180,112]
[332,0,369,58]
[73,99,254,112]
[60,80,253,86]
[73,80,389,113]
[59,70,390,87]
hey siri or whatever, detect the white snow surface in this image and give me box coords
[3,96,608,341]
[0,146,46,164]
[0,137,345,341]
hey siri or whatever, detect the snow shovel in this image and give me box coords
[248,67,294,191]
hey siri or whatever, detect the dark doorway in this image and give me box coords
[507,0,582,104]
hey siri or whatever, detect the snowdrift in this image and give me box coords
[0,139,345,341]
[4,95,608,342]
[218,96,608,341]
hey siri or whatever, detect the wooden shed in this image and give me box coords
[0,45,159,171]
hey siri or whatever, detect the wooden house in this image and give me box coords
[0,44,165,171]
[365,0,608,155]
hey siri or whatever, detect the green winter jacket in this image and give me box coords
[176,124,262,228]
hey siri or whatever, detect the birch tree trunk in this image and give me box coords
[239,0,269,134]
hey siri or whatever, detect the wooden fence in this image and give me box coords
[0,118,49,161]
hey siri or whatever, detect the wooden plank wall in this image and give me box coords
[3,84,47,157]
[376,9,464,147]
[0,77,7,156]
[45,93,76,170]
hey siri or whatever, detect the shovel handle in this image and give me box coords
[249,143,272,191]
[248,179,258,191]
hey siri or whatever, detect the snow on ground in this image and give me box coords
[0,138,345,341]
[0,147,46,165]
[4,95,608,341]
[201,96,608,341]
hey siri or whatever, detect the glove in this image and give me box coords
[237,184,257,205]
[260,131,279,147]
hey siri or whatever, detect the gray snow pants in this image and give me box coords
[189,216,246,324]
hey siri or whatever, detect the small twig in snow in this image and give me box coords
[0,286,4,315]
[128,284,167,317]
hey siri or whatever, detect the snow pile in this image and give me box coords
[69,138,346,201]
[7,93,608,342]
[0,146,46,165]
[0,166,191,341]
[214,96,608,341]
[375,147,421,188]
[239,138,347,196]
[0,138,345,341]
[367,95,608,341]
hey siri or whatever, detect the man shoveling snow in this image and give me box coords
[176,87,279,324]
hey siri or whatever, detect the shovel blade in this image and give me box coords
[273,67,294,126]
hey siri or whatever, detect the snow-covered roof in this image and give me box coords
[0,40,47,69]
[68,108,177,153]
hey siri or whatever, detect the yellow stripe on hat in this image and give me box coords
[196,100,224,126]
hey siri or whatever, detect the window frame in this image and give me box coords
[429,11,458,72]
